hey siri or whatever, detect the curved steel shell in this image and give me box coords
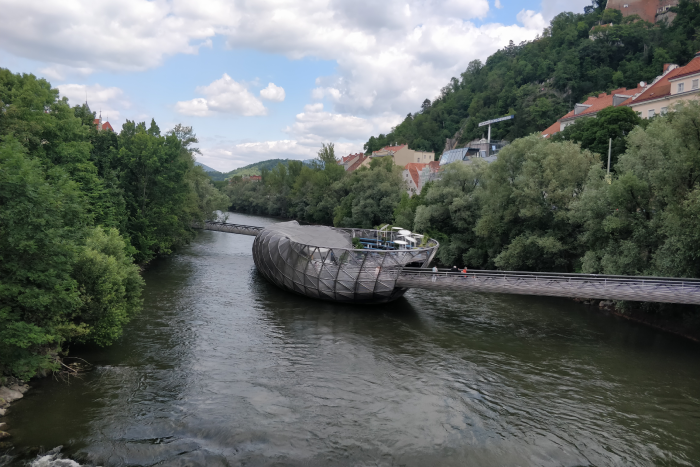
[252,222,438,303]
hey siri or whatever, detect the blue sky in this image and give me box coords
[0,0,590,171]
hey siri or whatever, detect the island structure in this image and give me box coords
[252,221,439,303]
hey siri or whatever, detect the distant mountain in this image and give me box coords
[195,161,221,173]
[223,159,291,178]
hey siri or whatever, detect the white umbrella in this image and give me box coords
[399,229,412,236]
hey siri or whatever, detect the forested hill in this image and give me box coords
[363,0,700,156]
[223,159,291,178]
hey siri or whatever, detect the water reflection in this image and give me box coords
[3,213,700,467]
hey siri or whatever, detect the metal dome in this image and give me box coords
[252,221,439,304]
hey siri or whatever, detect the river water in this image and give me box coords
[3,212,700,466]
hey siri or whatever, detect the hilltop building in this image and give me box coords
[606,0,679,24]
[371,144,434,167]
[94,114,114,131]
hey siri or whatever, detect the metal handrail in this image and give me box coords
[400,268,700,286]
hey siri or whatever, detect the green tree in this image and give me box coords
[0,138,87,378]
[552,106,642,171]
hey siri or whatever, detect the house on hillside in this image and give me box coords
[243,175,262,182]
[371,144,434,167]
[627,52,700,118]
[403,161,440,195]
[606,0,680,24]
[541,86,642,138]
[403,163,426,195]
[542,53,700,137]
[341,153,370,172]
[418,161,441,191]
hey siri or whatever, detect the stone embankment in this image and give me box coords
[0,379,30,441]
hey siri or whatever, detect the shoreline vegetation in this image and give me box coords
[0,70,229,382]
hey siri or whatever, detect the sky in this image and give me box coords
[0,0,591,172]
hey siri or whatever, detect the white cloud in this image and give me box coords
[0,0,588,143]
[57,83,130,127]
[495,0,502,8]
[0,0,217,73]
[285,103,374,143]
[260,82,286,102]
[516,9,548,31]
[175,73,267,117]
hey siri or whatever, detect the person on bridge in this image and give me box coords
[461,267,468,278]
[451,266,458,274]
[432,266,438,282]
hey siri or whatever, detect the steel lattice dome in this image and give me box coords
[252,221,439,303]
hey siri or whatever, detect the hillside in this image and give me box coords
[223,159,291,178]
[195,161,221,173]
[363,0,700,156]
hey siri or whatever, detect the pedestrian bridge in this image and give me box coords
[396,269,700,305]
[198,221,700,305]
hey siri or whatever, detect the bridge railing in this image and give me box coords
[396,268,700,305]
[193,221,264,236]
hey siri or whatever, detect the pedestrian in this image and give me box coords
[432,265,438,282]
[451,265,458,274]
[461,267,468,278]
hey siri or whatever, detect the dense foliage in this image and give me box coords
[228,103,700,281]
[0,69,228,378]
[226,144,405,228]
[363,0,700,156]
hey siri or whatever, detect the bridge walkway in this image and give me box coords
[195,222,700,305]
[397,268,700,305]
[195,221,263,236]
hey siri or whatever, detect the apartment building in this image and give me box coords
[627,53,700,117]
[371,144,435,167]
[403,161,440,196]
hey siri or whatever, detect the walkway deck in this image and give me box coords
[396,269,700,305]
[196,221,263,236]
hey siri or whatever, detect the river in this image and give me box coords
[3,212,700,466]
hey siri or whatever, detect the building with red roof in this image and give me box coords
[606,0,679,24]
[626,52,700,118]
[402,163,427,195]
[341,153,367,171]
[372,144,434,167]
[541,87,639,138]
[403,162,440,195]
[93,114,114,132]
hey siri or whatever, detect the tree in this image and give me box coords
[552,106,642,172]
[571,101,700,276]
[0,138,87,378]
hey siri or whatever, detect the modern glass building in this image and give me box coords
[439,139,509,166]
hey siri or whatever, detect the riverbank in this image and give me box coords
[0,378,30,444]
